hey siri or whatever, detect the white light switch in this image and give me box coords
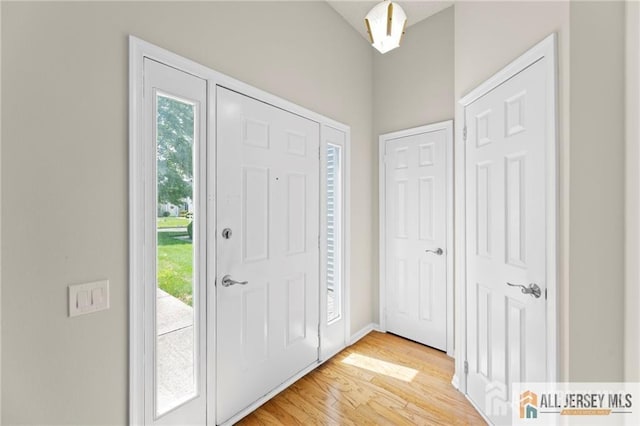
[69,280,109,317]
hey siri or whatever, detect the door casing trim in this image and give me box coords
[378,120,455,357]
[129,36,351,425]
[453,32,559,393]
[319,124,352,362]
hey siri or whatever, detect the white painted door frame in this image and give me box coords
[378,120,454,357]
[129,36,351,425]
[320,124,352,362]
[452,33,559,393]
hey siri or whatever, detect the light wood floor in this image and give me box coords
[237,331,486,425]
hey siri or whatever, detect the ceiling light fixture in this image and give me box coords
[364,0,407,54]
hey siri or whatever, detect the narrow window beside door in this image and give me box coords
[326,144,343,323]
[155,93,198,416]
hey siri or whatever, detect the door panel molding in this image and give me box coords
[215,87,320,424]
[454,32,558,396]
[378,120,454,356]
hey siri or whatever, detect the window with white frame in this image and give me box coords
[326,143,343,323]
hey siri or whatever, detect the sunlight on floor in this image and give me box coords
[341,352,418,382]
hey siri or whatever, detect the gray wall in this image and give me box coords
[569,0,625,381]
[626,0,640,383]
[1,2,372,424]
[373,7,455,135]
[371,7,455,322]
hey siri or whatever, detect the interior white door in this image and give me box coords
[384,125,450,351]
[465,58,548,423]
[143,58,208,425]
[216,87,320,424]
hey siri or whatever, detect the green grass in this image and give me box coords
[157,217,190,229]
[157,231,193,306]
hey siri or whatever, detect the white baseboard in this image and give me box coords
[349,323,382,345]
[451,374,460,390]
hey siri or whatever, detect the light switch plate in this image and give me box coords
[69,280,109,317]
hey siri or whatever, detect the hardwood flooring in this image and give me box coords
[237,331,486,425]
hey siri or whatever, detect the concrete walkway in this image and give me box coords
[156,289,195,414]
[157,227,188,233]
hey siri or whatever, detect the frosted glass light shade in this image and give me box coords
[364,1,407,54]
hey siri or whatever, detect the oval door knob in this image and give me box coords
[221,275,248,287]
[425,248,444,255]
[506,282,542,298]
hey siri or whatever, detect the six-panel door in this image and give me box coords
[216,87,320,424]
[384,128,449,351]
[465,59,548,423]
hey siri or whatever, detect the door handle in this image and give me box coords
[221,275,248,287]
[506,282,542,298]
[425,248,444,256]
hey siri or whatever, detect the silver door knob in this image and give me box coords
[425,248,444,255]
[221,275,248,287]
[506,282,542,298]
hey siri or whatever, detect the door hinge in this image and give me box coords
[463,126,468,141]
[464,360,469,375]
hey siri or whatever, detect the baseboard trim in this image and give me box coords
[451,374,460,390]
[349,323,382,345]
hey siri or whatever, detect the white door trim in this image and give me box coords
[453,33,558,392]
[378,120,454,357]
[129,36,351,425]
[129,38,215,426]
[319,124,352,361]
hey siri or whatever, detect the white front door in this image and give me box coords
[465,58,548,423]
[216,87,320,424]
[383,123,451,351]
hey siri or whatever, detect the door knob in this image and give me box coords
[425,248,444,255]
[221,275,248,287]
[506,282,542,298]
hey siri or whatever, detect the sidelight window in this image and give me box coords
[326,143,343,323]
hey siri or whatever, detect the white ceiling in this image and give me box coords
[327,0,454,42]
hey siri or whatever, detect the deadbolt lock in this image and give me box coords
[222,228,232,239]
